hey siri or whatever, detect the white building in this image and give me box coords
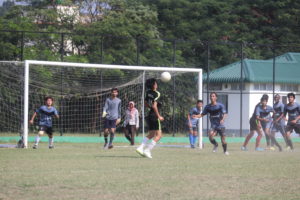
[202,52,300,136]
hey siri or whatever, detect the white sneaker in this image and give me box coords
[136,146,145,157]
[224,151,229,156]
[143,149,152,159]
[103,143,109,150]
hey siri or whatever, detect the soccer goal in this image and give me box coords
[0,60,203,148]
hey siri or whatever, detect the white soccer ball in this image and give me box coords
[161,72,171,82]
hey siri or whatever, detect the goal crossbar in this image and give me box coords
[23,60,203,149]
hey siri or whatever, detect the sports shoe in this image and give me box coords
[286,146,291,151]
[103,143,109,150]
[32,144,38,149]
[269,147,275,151]
[136,146,145,157]
[278,146,282,152]
[224,151,229,155]
[191,144,195,149]
[143,149,152,159]
[212,145,218,153]
[241,146,248,151]
[108,144,113,149]
[255,147,264,151]
[49,145,54,149]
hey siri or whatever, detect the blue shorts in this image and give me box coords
[104,119,117,129]
[261,120,272,130]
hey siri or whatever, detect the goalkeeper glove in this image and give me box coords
[102,111,107,118]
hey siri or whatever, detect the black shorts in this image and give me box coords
[147,116,161,131]
[39,126,53,136]
[249,117,259,131]
[104,119,117,129]
[210,126,226,136]
[286,123,300,134]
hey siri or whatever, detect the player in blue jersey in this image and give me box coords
[194,92,229,155]
[283,93,300,151]
[242,95,282,151]
[29,96,59,149]
[271,94,288,149]
[102,88,121,150]
[187,100,203,148]
[136,78,164,158]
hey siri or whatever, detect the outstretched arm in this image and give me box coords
[29,112,37,125]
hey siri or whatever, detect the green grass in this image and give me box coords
[1,143,300,200]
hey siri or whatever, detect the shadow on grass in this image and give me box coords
[95,155,143,159]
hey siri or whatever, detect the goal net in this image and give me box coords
[0,60,203,148]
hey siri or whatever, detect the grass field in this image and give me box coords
[1,142,300,200]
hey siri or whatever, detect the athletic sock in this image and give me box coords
[104,136,108,144]
[138,137,149,149]
[287,138,294,150]
[210,138,218,147]
[146,140,156,150]
[49,138,54,146]
[193,135,197,146]
[222,143,227,152]
[265,134,271,146]
[125,135,131,142]
[35,135,40,145]
[109,133,115,145]
[189,134,193,145]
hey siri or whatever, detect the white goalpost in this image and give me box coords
[21,60,203,149]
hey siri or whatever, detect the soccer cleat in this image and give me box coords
[212,145,218,153]
[286,146,291,151]
[269,147,275,151]
[49,145,54,149]
[108,144,113,149]
[255,147,264,151]
[191,144,195,149]
[241,146,248,151]
[136,146,145,157]
[143,149,152,159]
[224,151,229,155]
[32,144,38,149]
[103,143,109,150]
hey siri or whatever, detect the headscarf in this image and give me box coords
[128,101,137,119]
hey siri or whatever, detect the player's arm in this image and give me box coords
[116,101,121,125]
[102,99,109,117]
[220,113,227,124]
[135,110,139,129]
[187,113,192,128]
[29,112,37,125]
[152,101,164,121]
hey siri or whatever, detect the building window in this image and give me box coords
[208,83,222,90]
[231,83,245,90]
[254,83,273,91]
[218,94,228,113]
[282,96,288,104]
[280,84,299,92]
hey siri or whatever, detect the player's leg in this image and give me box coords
[265,127,282,151]
[241,130,254,150]
[130,125,136,146]
[47,128,54,149]
[255,128,264,151]
[208,129,218,152]
[108,127,116,149]
[136,117,156,156]
[219,128,228,155]
[192,128,198,148]
[188,127,194,148]
[278,120,288,147]
[103,119,110,149]
[143,119,162,158]
[33,126,45,149]
[124,125,132,144]
[285,125,294,150]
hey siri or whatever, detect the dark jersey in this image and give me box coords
[284,102,300,124]
[202,102,226,127]
[36,105,58,127]
[273,102,285,120]
[145,90,161,118]
[255,105,273,120]
[251,103,260,119]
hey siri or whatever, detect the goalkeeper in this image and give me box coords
[29,96,59,149]
[102,88,121,149]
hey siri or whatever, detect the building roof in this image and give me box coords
[203,52,300,84]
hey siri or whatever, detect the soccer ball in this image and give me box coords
[161,72,171,82]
